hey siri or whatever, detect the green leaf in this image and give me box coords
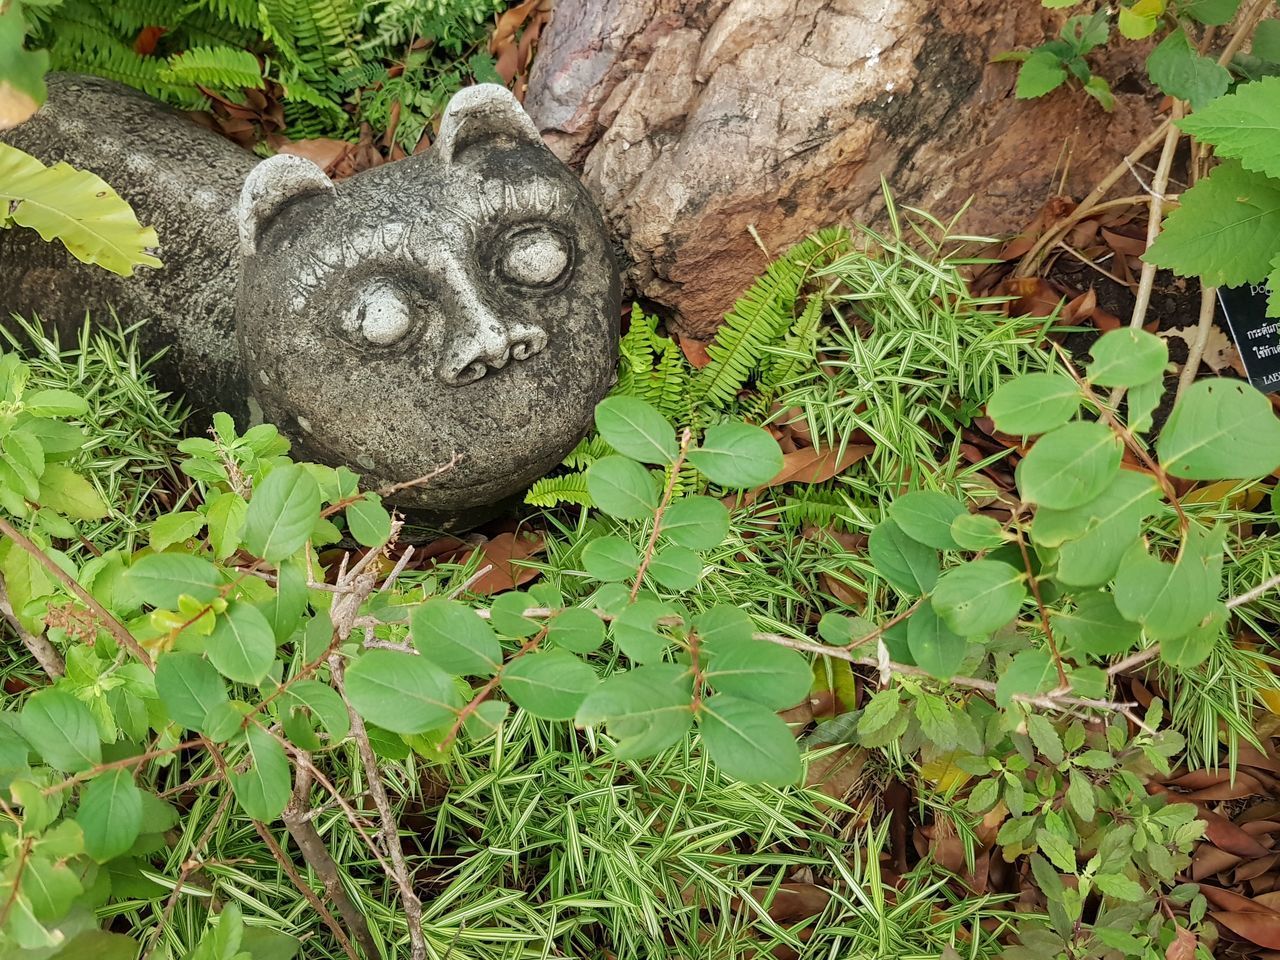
[1083,74,1115,111]
[1118,5,1158,39]
[594,396,677,464]
[1067,770,1096,821]
[463,700,509,741]
[1157,378,1280,479]
[1180,0,1241,25]
[282,679,350,742]
[687,422,783,488]
[38,463,107,520]
[967,777,1000,813]
[611,598,676,663]
[241,928,302,960]
[1095,872,1147,901]
[647,544,702,591]
[586,456,659,519]
[0,142,161,276]
[243,464,321,561]
[868,518,939,595]
[703,637,811,709]
[914,694,957,751]
[858,688,902,737]
[661,495,730,550]
[149,510,206,552]
[1017,49,1069,98]
[1052,591,1141,657]
[155,652,229,729]
[575,663,694,759]
[699,694,802,786]
[229,724,290,822]
[1036,827,1078,873]
[581,535,640,582]
[996,649,1058,708]
[695,605,757,648]
[1146,160,1280,287]
[1017,421,1122,509]
[22,388,85,418]
[346,495,391,548]
[1255,19,1280,62]
[127,552,221,607]
[888,490,965,549]
[1179,76,1280,180]
[548,607,606,653]
[817,611,872,646]
[932,560,1027,636]
[41,931,138,960]
[950,513,1006,550]
[986,372,1081,435]
[207,602,276,685]
[1126,375,1164,435]
[1113,523,1225,641]
[488,591,540,637]
[344,649,460,734]
[1025,712,1065,764]
[500,650,598,720]
[20,689,101,772]
[1160,601,1226,668]
[76,767,142,862]
[1032,471,1162,586]
[1086,328,1168,387]
[411,598,501,676]
[907,602,968,679]
[1147,27,1231,108]
[22,855,81,922]
[204,491,248,561]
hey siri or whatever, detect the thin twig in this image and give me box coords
[333,656,426,960]
[0,579,63,678]
[1178,282,1218,401]
[321,453,462,518]
[447,563,494,599]
[1128,102,1184,333]
[1227,571,1280,610]
[0,515,153,668]
[1219,0,1272,65]
[278,764,377,960]
[1108,644,1162,676]
[631,428,693,602]
[1016,528,1069,690]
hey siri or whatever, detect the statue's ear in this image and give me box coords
[435,83,542,165]
[238,155,335,257]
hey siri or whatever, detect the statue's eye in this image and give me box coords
[499,226,570,287]
[342,281,413,346]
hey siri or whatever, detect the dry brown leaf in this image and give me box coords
[1165,923,1197,960]
[748,882,831,923]
[766,444,872,487]
[1199,807,1274,858]
[1160,324,1246,377]
[1213,910,1280,949]
[277,138,350,176]
[677,333,712,369]
[1190,843,1243,880]
[459,531,545,595]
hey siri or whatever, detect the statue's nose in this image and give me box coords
[441,320,547,386]
[435,252,548,385]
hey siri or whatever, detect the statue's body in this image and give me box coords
[0,74,620,519]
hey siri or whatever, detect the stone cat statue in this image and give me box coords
[0,74,620,520]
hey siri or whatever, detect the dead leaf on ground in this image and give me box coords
[677,333,712,369]
[1214,910,1280,950]
[1166,923,1197,960]
[1161,324,1246,377]
[459,531,545,595]
[277,138,351,176]
[766,444,873,487]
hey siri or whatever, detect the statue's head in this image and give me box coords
[234,84,619,517]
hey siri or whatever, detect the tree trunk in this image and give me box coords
[526,0,1159,337]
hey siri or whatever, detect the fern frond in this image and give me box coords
[160,45,264,89]
[191,0,259,30]
[99,0,191,32]
[615,306,693,421]
[294,0,360,73]
[561,435,613,470]
[691,227,849,411]
[759,294,824,399]
[524,472,593,509]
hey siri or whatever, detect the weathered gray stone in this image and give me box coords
[0,74,620,519]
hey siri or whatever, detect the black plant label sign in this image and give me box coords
[1218,283,1280,394]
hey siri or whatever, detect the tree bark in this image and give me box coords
[526,0,1160,337]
